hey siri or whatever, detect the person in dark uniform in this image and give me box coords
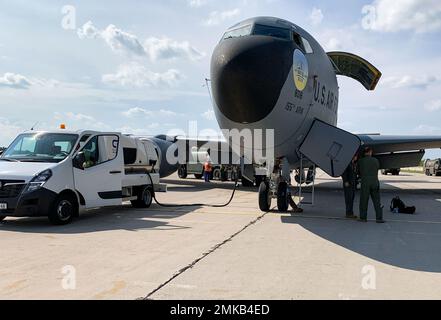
[357,147,385,223]
[342,154,358,219]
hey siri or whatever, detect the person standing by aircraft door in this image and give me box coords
[342,154,358,219]
[204,153,213,183]
[357,147,385,223]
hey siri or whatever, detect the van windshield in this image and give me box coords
[1,133,79,163]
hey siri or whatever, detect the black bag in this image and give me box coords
[390,196,416,215]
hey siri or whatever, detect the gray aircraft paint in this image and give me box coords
[212,17,338,168]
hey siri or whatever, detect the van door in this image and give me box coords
[73,134,123,208]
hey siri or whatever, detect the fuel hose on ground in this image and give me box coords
[146,172,240,208]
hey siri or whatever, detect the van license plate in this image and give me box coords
[0,203,7,210]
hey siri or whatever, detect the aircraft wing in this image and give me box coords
[357,135,441,169]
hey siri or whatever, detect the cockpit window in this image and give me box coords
[223,25,253,40]
[253,24,291,40]
[302,38,314,54]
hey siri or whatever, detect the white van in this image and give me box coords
[0,129,166,225]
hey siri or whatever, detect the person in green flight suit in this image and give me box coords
[357,147,385,223]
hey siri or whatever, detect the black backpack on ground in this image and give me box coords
[390,196,416,214]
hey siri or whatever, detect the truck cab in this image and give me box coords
[425,159,441,176]
[0,129,165,225]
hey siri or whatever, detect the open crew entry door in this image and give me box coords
[299,120,361,177]
[327,51,382,91]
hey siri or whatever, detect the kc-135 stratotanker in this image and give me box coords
[174,16,441,212]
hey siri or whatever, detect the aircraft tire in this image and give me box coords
[258,181,271,212]
[277,182,289,212]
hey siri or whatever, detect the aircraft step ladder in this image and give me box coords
[295,153,316,206]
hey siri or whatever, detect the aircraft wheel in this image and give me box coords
[277,182,289,212]
[258,181,271,212]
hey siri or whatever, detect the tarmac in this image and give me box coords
[1,171,441,300]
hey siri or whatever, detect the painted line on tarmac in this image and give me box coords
[140,212,269,300]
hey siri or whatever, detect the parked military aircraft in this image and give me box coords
[154,17,441,213]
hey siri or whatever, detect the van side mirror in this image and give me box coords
[73,152,86,170]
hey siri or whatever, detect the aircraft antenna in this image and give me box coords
[30,121,39,131]
[204,78,214,108]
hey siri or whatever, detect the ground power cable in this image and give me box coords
[146,172,240,208]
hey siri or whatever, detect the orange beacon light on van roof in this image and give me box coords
[60,124,66,130]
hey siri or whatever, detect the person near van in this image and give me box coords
[357,147,385,223]
[204,156,213,183]
[341,154,358,219]
[82,150,96,169]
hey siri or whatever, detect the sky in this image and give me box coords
[0,0,441,158]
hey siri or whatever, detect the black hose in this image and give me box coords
[146,172,239,208]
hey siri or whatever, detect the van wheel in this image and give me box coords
[48,194,77,225]
[0,216,5,222]
[131,186,153,208]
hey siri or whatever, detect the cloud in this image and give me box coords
[188,0,208,8]
[324,38,342,51]
[413,124,441,135]
[102,63,182,88]
[143,37,205,61]
[77,21,204,61]
[54,112,109,130]
[381,75,440,89]
[78,21,145,56]
[425,100,441,112]
[0,73,32,89]
[101,24,146,56]
[77,21,100,39]
[122,107,179,118]
[0,118,23,146]
[201,109,215,120]
[309,7,324,26]
[203,9,241,26]
[363,0,441,33]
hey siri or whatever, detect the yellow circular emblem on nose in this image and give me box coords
[293,49,309,91]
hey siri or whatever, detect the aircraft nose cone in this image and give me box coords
[211,36,294,124]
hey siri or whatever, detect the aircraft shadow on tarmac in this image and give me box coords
[281,181,441,273]
[0,204,196,234]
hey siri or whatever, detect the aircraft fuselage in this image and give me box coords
[211,17,339,167]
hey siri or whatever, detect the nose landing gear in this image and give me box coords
[257,159,302,213]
